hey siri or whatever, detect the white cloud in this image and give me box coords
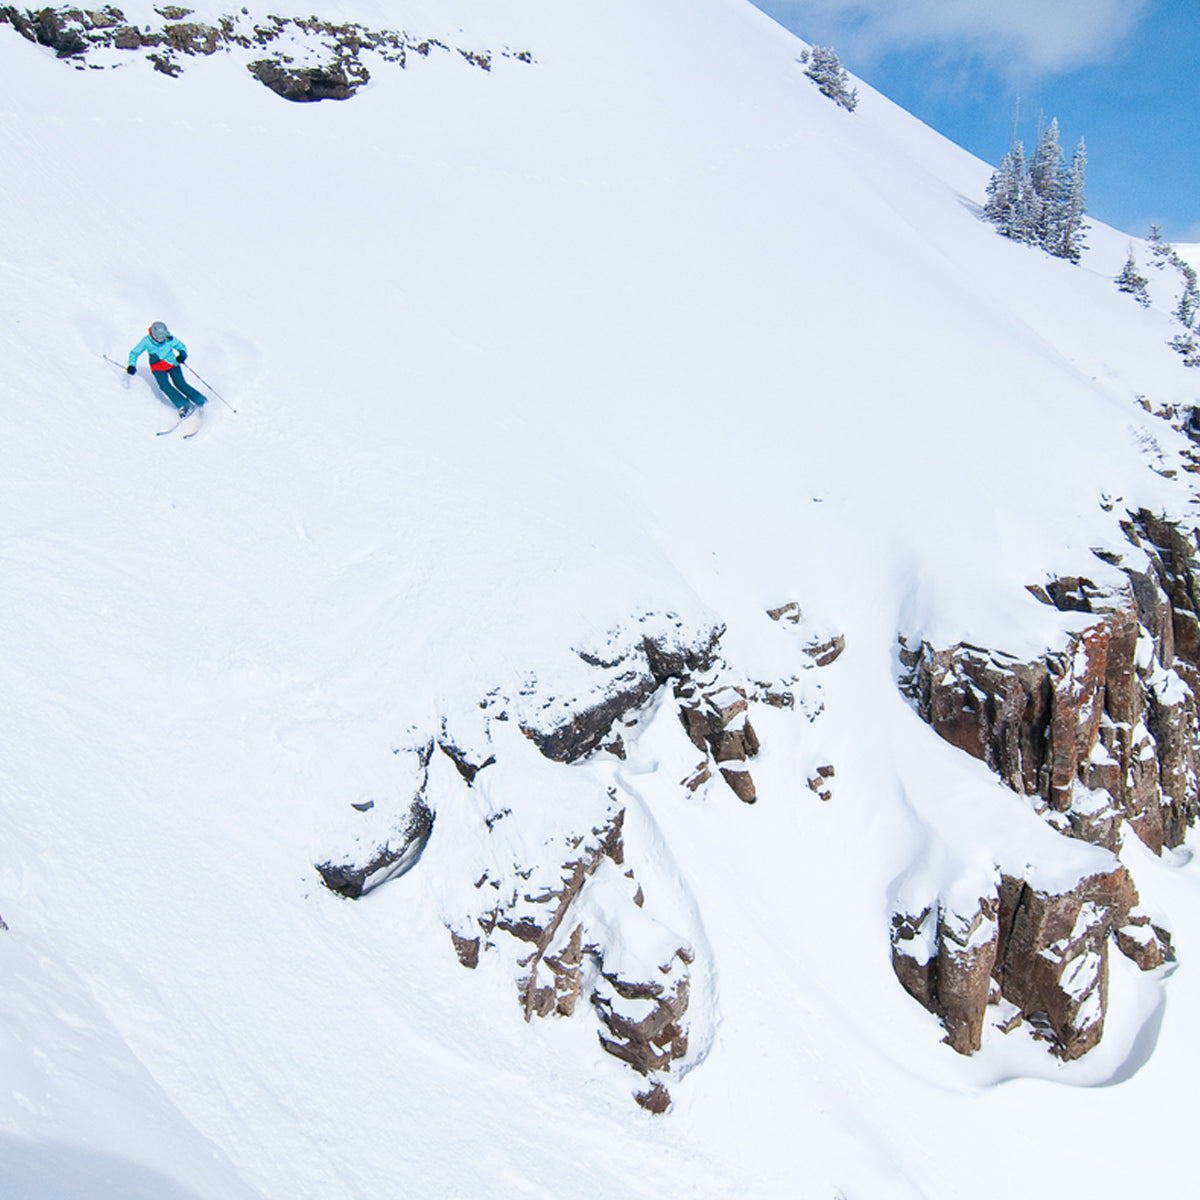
[754,0,1151,79]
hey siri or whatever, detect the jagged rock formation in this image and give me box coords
[522,617,724,764]
[678,683,761,802]
[464,805,695,1111]
[312,608,836,1108]
[892,866,1147,1058]
[900,510,1200,856]
[0,5,532,98]
[893,509,1196,1056]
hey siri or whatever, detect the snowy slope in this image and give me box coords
[3,1,1200,1197]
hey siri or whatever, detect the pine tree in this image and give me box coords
[1054,138,1088,262]
[1028,118,1066,248]
[982,117,1086,261]
[1148,224,1173,269]
[800,46,858,112]
[1116,246,1151,307]
[1018,171,1044,246]
[1175,259,1200,327]
[982,142,1028,241]
[1144,226,1200,329]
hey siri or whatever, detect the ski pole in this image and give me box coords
[183,363,238,413]
[100,352,132,387]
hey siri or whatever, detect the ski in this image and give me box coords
[156,407,203,437]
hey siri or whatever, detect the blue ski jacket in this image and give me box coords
[128,334,188,372]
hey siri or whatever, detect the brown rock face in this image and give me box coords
[527,622,724,765]
[678,684,761,802]
[995,867,1136,1059]
[891,898,998,1054]
[248,60,363,102]
[893,866,1138,1059]
[463,807,695,1109]
[312,608,822,1109]
[902,512,1200,855]
[894,512,1200,1060]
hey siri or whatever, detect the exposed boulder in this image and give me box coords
[0,5,86,54]
[995,866,1136,1059]
[163,21,222,56]
[806,763,835,802]
[315,796,434,899]
[678,683,760,802]
[1114,915,1174,972]
[315,740,436,899]
[803,633,846,667]
[247,59,363,102]
[449,930,480,969]
[893,864,1137,1059]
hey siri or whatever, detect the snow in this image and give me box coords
[4,0,1200,1197]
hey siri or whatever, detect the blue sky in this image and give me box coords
[751,1,1200,241]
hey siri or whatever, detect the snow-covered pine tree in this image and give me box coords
[1175,258,1200,327]
[1054,138,1088,262]
[1147,226,1200,363]
[982,118,1086,261]
[799,46,858,111]
[1148,224,1174,269]
[982,141,1028,241]
[1028,118,1066,248]
[1169,332,1200,367]
[1018,171,1044,246]
[1144,226,1200,331]
[1116,246,1151,307]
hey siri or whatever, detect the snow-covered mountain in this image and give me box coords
[3,2,1200,1197]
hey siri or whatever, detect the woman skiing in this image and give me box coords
[127,321,207,415]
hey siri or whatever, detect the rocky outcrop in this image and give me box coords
[994,866,1137,1059]
[0,5,88,55]
[247,59,361,103]
[459,805,696,1111]
[678,683,761,802]
[524,618,724,765]
[900,511,1200,855]
[893,865,1138,1058]
[311,605,833,1107]
[0,6,533,99]
[894,511,1198,1059]
[315,794,434,899]
[767,599,846,667]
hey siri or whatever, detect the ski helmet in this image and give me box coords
[148,321,170,343]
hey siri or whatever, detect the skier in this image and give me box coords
[127,321,207,415]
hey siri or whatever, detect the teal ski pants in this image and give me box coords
[153,366,206,413]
